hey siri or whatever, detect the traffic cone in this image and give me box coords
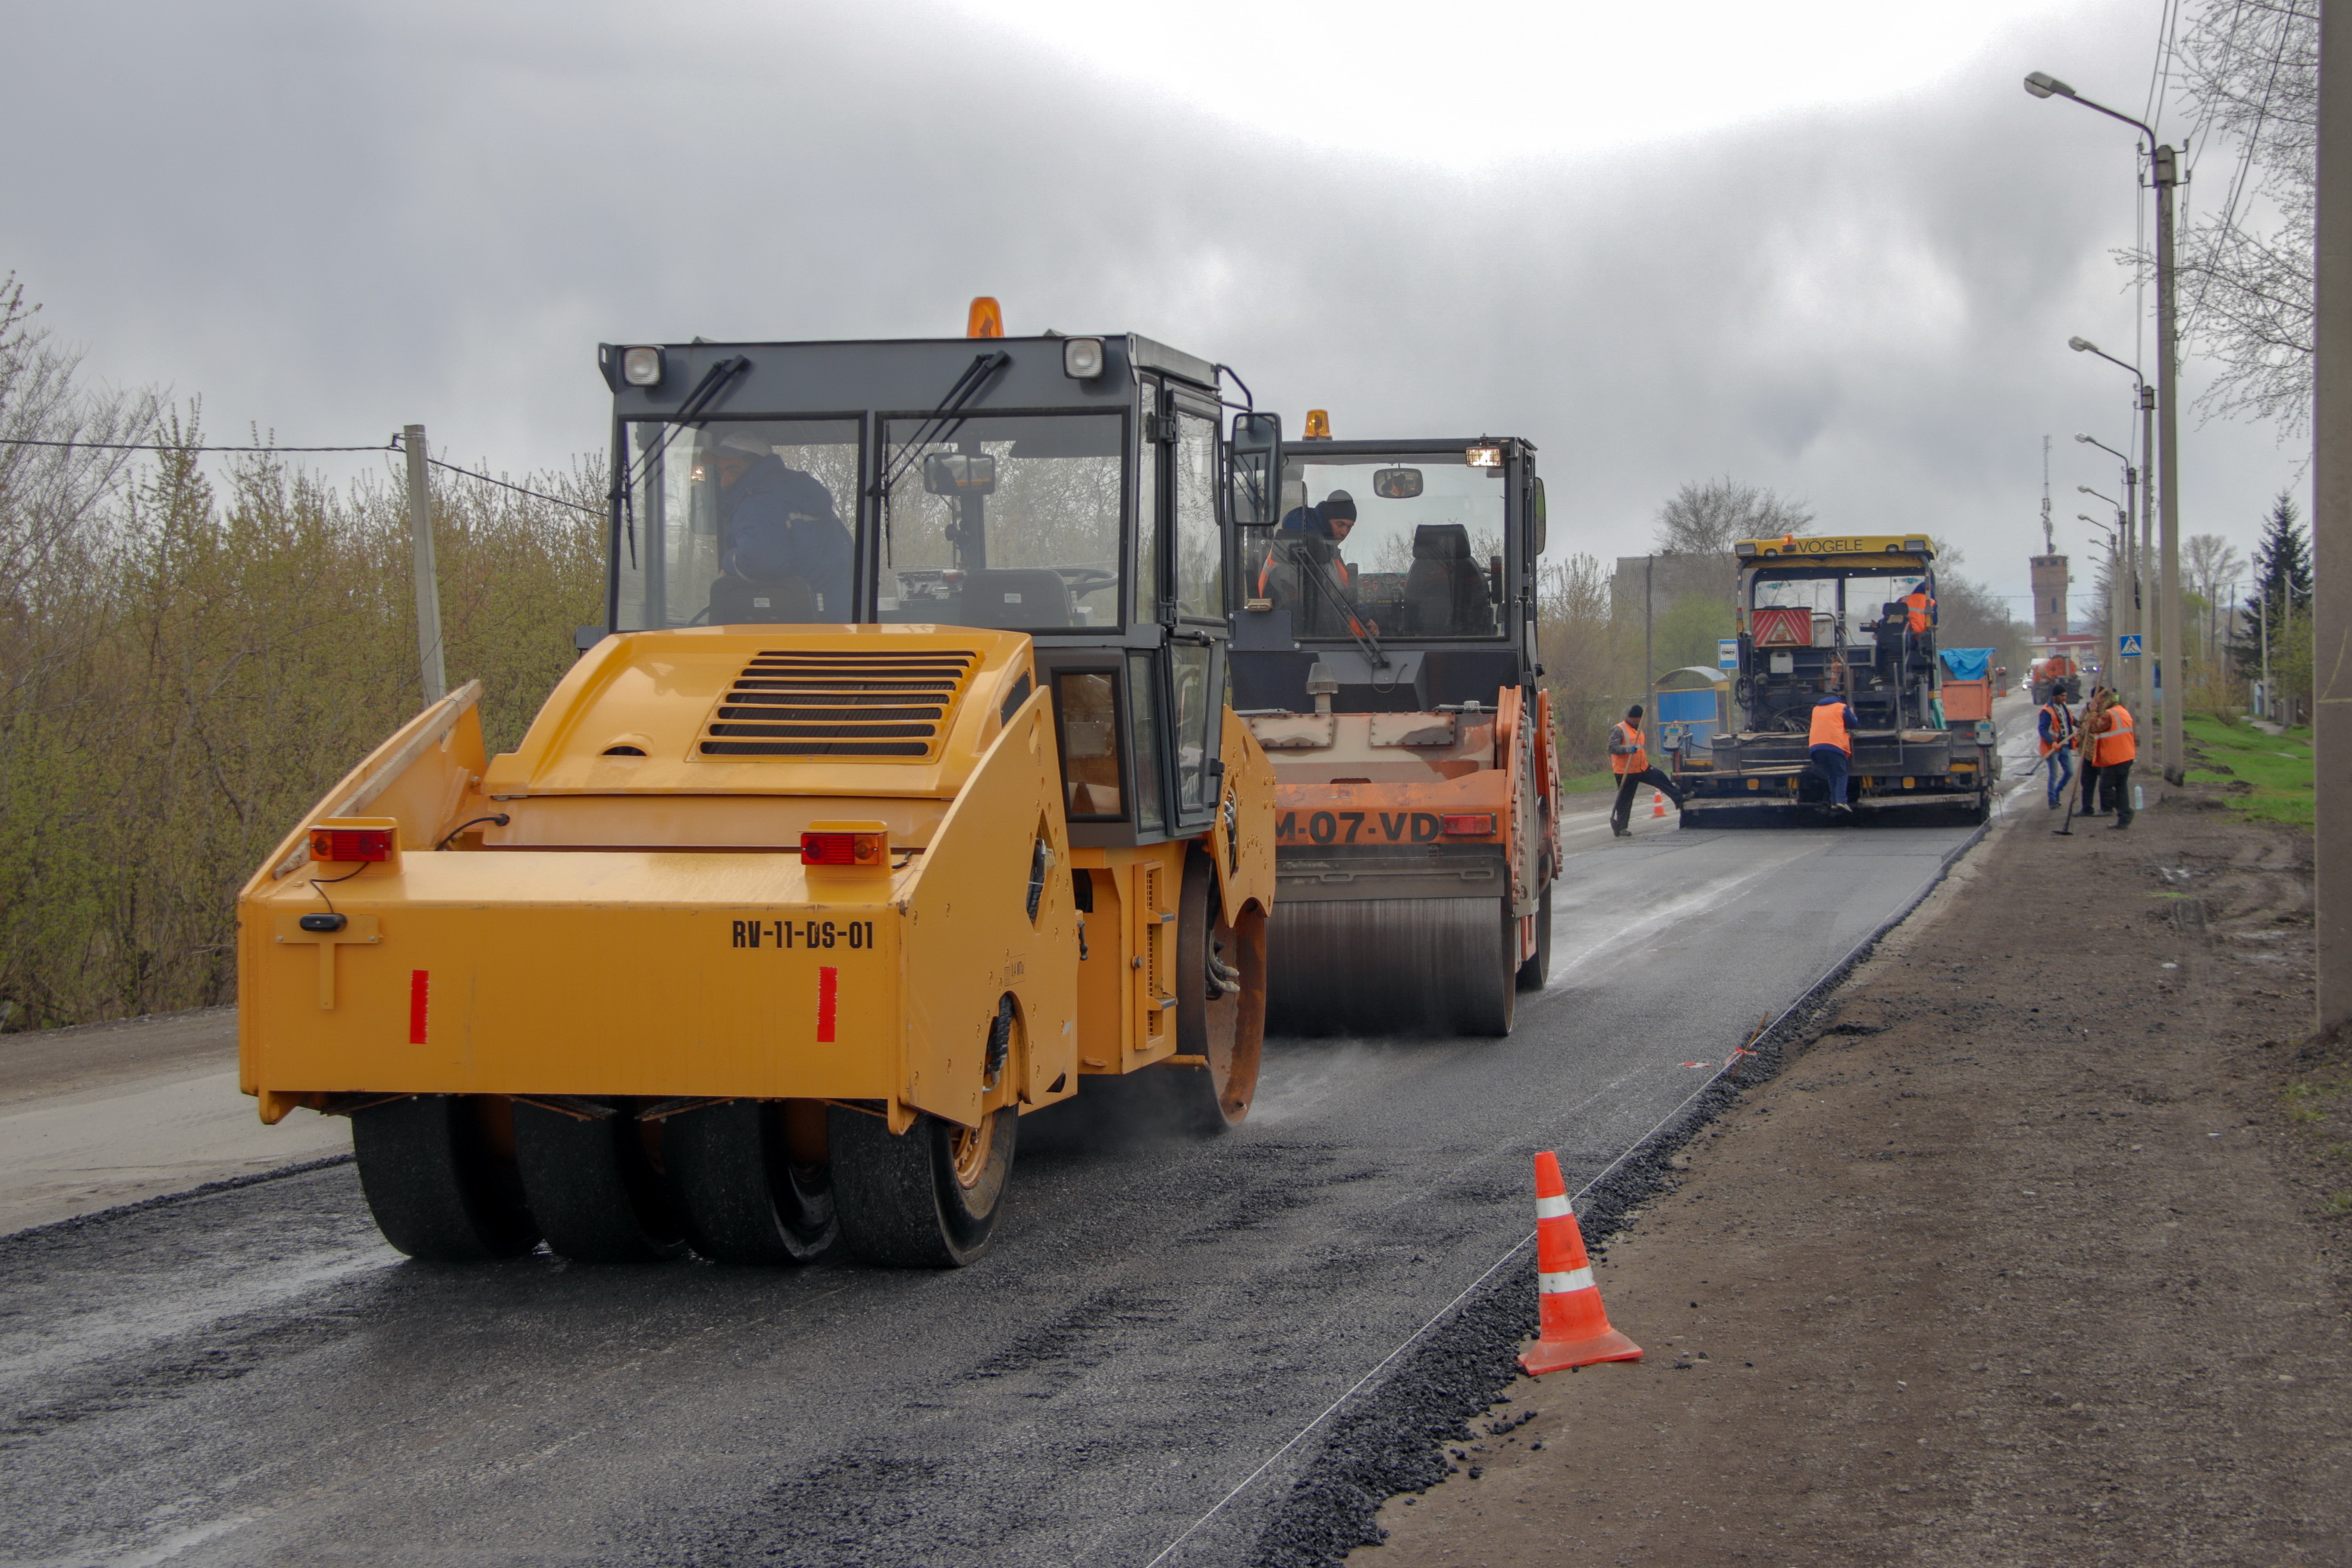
[1650,790,1668,819]
[1519,1151,1642,1376]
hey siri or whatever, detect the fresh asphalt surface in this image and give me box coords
[0,704,2043,1568]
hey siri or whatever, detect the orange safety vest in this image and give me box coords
[2038,701,2073,757]
[2089,703,2136,766]
[1610,720,1647,775]
[1904,590,1933,635]
[1807,702,1851,754]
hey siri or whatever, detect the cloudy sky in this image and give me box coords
[0,0,2309,616]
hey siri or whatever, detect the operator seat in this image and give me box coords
[1402,524,1489,636]
[709,575,821,625]
[958,568,1074,630]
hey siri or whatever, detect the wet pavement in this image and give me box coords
[0,713,2038,1566]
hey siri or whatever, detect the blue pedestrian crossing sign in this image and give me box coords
[2118,633,2144,659]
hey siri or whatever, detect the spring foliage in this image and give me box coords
[0,282,601,1029]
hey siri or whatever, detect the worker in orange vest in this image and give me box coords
[2082,688,2136,828]
[1808,693,1861,818]
[2037,688,2077,809]
[1607,703,1686,837]
[1904,585,1936,635]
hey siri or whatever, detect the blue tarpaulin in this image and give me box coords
[1938,648,1994,681]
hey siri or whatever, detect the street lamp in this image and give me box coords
[2077,439,2143,703]
[2034,74,2186,782]
[2078,513,2125,671]
[2068,352,2158,711]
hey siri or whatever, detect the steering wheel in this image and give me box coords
[1054,566,1118,589]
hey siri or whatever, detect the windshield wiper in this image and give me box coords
[610,354,750,568]
[877,351,1011,499]
[1287,539,1388,673]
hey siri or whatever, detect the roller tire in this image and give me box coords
[829,1105,1015,1268]
[513,1102,687,1264]
[1456,896,1519,1037]
[1168,851,1266,1134]
[1515,880,1553,993]
[352,1095,538,1262]
[664,1100,837,1265]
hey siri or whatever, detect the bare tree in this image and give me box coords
[2183,530,2245,669]
[1652,476,1813,556]
[2172,0,2319,434]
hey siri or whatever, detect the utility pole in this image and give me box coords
[2319,0,2350,1032]
[2154,143,2187,782]
[403,423,448,704]
[2140,384,2157,712]
[1644,554,1655,716]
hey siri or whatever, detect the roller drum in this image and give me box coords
[1267,895,1515,1037]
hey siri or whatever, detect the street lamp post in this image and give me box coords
[2077,514,2122,659]
[2076,433,2143,702]
[2079,484,2136,700]
[2067,343,2159,720]
[2036,67,2186,782]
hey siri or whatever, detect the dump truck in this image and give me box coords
[238,312,1277,1268]
[1223,423,1558,1035]
[1675,533,1998,824]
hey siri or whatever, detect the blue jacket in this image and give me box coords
[720,456,854,614]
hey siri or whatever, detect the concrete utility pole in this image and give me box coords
[403,424,448,704]
[2153,143,2186,782]
[2139,385,2157,709]
[2031,72,2186,776]
[2318,0,2350,1034]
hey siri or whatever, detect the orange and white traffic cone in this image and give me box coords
[1519,1151,1642,1376]
[1650,790,1668,819]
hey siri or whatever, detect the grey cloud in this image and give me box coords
[0,0,2305,612]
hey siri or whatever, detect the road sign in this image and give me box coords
[1718,638,1739,670]
[2118,633,2144,659]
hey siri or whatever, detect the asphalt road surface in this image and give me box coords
[0,706,2041,1568]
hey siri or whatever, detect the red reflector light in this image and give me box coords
[800,830,889,868]
[1439,813,1495,837]
[310,827,392,862]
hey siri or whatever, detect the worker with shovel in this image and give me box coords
[1607,704,1685,837]
[2038,687,2077,809]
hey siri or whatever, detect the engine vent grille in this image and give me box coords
[699,650,980,760]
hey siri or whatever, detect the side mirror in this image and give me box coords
[924,452,997,495]
[1528,477,1548,556]
[1372,466,1424,499]
[1229,412,1281,528]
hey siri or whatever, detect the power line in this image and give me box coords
[0,434,601,517]
[0,437,396,453]
[419,454,599,517]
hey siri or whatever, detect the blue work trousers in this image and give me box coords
[2045,745,2074,806]
[1809,744,1850,807]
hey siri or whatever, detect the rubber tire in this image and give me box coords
[828,1105,1015,1268]
[513,1102,687,1264]
[1457,896,1519,1037]
[1167,852,1267,1134]
[1515,880,1553,993]
[352,1095,538,1262]
[664,1100,838,1265]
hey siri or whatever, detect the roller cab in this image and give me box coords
[1225,428,1558,1036]
[238,324,1276,1268]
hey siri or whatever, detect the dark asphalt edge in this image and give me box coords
[1241,816,1995,1568]
[0,1152,354,1254]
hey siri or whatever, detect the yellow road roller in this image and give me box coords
[238,312,1277,1267]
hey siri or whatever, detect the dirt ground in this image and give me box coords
[1351,778,2351,1566]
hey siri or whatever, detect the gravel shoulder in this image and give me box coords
[1350,776,2350,1566]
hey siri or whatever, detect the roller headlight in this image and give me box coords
[1062,336,1105,379]
[622,347,663,387]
